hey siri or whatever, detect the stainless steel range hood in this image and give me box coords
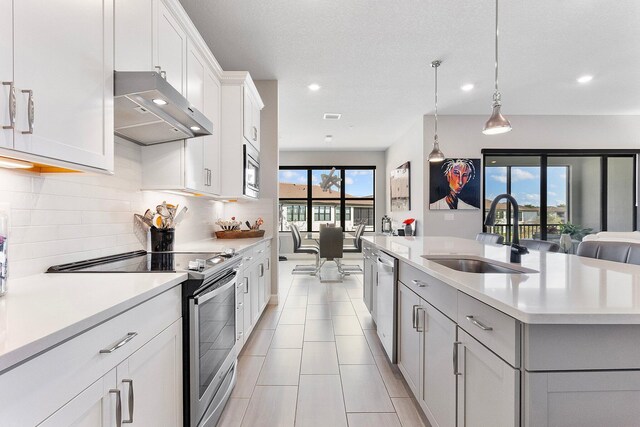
[114,71,213,145]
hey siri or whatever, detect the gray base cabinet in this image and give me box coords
[457,328,519,427]
[362,243,378,320]
[524,370,640,427]
[397,283,456,427]
[389,257,640,427]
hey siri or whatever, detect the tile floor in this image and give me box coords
[217,261,429,427]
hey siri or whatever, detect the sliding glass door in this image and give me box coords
[483,150,638,243]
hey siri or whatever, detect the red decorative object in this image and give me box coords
[403,218,415,225]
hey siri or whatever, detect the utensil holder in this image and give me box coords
[150,228,175,252]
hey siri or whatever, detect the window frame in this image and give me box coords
[279,165,376,232]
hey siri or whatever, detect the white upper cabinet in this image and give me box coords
[9,0,114,172]
[185,40,206,191]
[114,0,155,71]
[156,0,187,95]
[243,87,261,150]
[220,72,263,199]
[203,69,221,194]
[138,1,222,196]
[0,0,12,150]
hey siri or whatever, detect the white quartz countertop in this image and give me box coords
[363,235,640,325]
[0,272,186,373]
[174,235,272,253]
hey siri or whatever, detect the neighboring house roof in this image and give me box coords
[280,183,373,206]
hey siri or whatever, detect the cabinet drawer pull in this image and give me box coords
[252,126,258,141]
[237,301,243,308]
[244,276,249,293]
[109,389,122,427]
[466,315,493,331]
[453,341,462,376]
[237,331,243,341]
[122,379,134,424]
[100,332,138,354]
[411,279,428,287]
[21,89,34,134]
[2,82,15,129]
[412,304,420,330]
[259,263,265,277]
[244,256,253,261]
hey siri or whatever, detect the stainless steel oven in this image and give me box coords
[243,143,260,198]
[187,262,240,426]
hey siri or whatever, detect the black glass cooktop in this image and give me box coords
[47,250,230,273]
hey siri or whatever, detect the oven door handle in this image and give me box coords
[194,276,237,305]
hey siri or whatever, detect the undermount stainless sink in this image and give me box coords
[422,256,536,274]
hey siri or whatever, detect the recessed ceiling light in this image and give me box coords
[325,135,333,142]
[152,98,168,105]
[190,126,201,131]
[490,160,497,164]
[323,113,341,120]
[0,157,34,169]
[461,83,475,91]
[577,75,593,84]
[308,83,321,91]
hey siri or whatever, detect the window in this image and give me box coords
[314,206,331,221]
[483,150,638,243]
[286,205,306,222]
[279,166,376,232]
[336,208,351,222]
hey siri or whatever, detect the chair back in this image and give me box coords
[290,224,302,251]
[476,232,504,245]
[320,226,344,260]
[353,224,366,251]
[577,240,640,266]
[521,239,560,253]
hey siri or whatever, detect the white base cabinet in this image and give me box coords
[115,319,183,426]
[38,370,118,427]
[0,287,182,427]
[235,240,272,349]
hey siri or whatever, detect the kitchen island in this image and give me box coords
[362,235,640,427]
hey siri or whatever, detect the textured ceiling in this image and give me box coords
[179,0,640,150]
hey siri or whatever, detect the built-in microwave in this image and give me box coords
[243,144,260,198]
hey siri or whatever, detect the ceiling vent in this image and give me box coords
[323,113,341,120]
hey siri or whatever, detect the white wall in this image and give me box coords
[1,138,224,279]
[385,118,424,234]
[419,115,640,239]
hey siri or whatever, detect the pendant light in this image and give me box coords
[428,60,445,163]
[482,0,512,135]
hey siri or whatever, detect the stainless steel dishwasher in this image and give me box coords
[376,251,398,362]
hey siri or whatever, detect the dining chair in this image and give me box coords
[343,224,366,253]
[521,239,560,253]
[290,224,320,275]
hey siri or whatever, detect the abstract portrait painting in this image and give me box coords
[429,158,481,210]
[390,162,411,211]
